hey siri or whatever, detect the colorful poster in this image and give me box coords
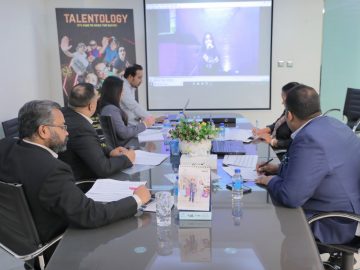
[56,8,136,103]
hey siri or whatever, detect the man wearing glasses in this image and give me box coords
[0,100,150,267]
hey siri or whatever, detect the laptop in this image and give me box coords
[211,140,246,155]
[168,98,190,121]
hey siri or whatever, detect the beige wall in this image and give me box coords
[0,0,323,137]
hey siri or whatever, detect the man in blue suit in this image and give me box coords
[256,84,360,244]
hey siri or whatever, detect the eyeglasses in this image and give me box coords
[45,124,68,131]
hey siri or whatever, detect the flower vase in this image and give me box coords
[179,140,212,156]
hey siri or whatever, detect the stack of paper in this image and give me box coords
[138,129,164,142]
[224,128,252,141]
[223,154,258,168]
[86,179,146,202]
[222,166,258,181]
[134,150,169,166]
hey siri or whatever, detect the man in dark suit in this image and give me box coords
[0,100,151,266]
[256,84,360,244]
[58,83,135,180]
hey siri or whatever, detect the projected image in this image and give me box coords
[145,1,272,110]
[156,7,259,76]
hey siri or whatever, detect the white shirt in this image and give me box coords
[120,79,149,126]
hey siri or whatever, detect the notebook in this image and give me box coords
[211,140,246,155]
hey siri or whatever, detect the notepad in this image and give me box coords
[86,179,146,202]
[138,129,164,142]
[223,154,258,168]
[134,150,169,166]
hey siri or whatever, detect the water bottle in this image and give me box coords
[178,111,185,121]
[232,168,243,200]
[173,176,179,209]
[232,168,243,225]
[219,123,225,139]
[162,117,171,147]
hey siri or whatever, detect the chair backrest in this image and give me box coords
[1,117,19,138]
[99,115,118,149]
[0,181,42,256]
[343,88,360,128]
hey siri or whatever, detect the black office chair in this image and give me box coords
[0,181,62,270]
[343,88,360,132]
[308,212,360,270]
[1,117,19,138]
[100,115,118,149]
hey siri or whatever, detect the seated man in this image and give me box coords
[59,83,135,180]
[0,100,150,264]
[120,64,156,126]
[256,84,360,245]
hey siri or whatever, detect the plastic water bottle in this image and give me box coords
[219,123,225,139]
[232,168,243,200]
[178,111,185,121]
[232,168,243,225]
[173,176,179,209]
[162,117,171,147]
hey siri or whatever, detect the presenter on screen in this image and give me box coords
[199,32,221,75]
[253,82,299,149]
[120,64,156,126]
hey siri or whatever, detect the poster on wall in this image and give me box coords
[56,8,136,104]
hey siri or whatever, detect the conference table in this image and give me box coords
[46,119,324,270]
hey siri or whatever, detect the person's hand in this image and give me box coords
[144,116,155,127]
[256,162,279,175]
[60,36,72,51]
[255,175,274,186]
[252,127,270,136]
[109,146,127,157]
[123,149,136,163]
[155,115,165,123]
[257,133,272,144]
[134,185,151,205]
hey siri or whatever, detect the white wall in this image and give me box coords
[0,0,323,138]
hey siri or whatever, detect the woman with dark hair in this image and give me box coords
[99,76,154,146]
[199,32,221,75]
[253,82,300,149]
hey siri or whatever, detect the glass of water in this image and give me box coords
[156,191,173,226]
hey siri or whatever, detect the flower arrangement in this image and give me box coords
[169,119,219,142]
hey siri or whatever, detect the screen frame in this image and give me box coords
[143,0,274,111]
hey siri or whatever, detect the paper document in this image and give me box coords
[134,150,169,166]
[86,179,146,202]
[223,154,258,168]
[222,166,258,181]
[138,129,164,142]
[224,128,252,141]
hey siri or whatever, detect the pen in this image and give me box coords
[258,158,274,168]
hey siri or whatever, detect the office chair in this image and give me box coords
[308,212,360,270]
[100,115,118,149]
[1,117,19,138]
[0,181,63,270]
[343,88,360,132]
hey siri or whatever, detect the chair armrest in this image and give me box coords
[308,211,360,225]
[322,108,341,116]
[352,119,360,133]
